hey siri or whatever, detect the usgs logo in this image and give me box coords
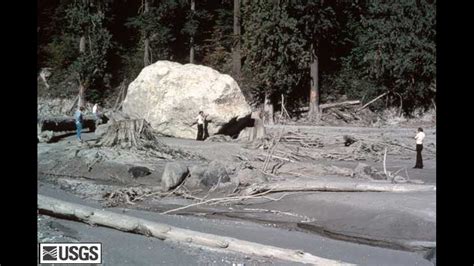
[39,243,102,264]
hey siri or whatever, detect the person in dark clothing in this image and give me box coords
[197,124,204,141]
[203,119,210,140]
[414,127,426,169]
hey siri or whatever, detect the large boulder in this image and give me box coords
[122,61,252,139]
[187,161,231,189]
[161,162,189,191]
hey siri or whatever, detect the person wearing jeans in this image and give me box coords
[75,106,85,142]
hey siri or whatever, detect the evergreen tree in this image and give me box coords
[65,0,112,107]
[242,0,309,122]
[338,0,436,114]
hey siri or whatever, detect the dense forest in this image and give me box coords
[37,0,436,117]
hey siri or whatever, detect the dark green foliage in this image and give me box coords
[42,35,78,69]
[242,1,309,104]
[125,0,183,61]
[65,1,112,87]
[37,0,436,115]
[201,6,234,73]
[336,0,436,113]
[39,0,77,70]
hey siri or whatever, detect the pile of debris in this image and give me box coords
[241,129,420,164]
[103,186,153,207]
[278,100,379,126]
[280,131,324,148]
[101,160,247,208]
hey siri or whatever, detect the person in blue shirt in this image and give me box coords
[75,106,85,142]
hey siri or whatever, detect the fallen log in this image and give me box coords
[320,100,361,111]
[242,179,436,195]
[38,115,97,132]
[357,92,388,112]
[38,195,351,265]
[298,101,361,113]
[330,109,351,123]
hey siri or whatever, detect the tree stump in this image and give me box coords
[97,119,159,147]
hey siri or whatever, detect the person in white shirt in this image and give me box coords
[414,127,426,169]
[92,103,98,116]
[191,111,207,141]
[92,103,102,128]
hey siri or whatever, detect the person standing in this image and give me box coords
[92,103,98,119]
[191,111,207,141]
[75,106,85,143]
[413,127,425,169]
[92,103,101,128]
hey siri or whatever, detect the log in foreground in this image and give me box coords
[38,195,352,266]
[242,179,436,195]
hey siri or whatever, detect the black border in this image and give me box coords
[2,0,38,265]
[1,0,471,264]
[436,0,472,265]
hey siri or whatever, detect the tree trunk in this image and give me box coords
[308,47,320,121]
[79,0,89,54]
[79,36,86,53]
[143,0,151,66]
[297,100,361,113]
[190,37,195,63]
[357,92,388,112]
[232,0,241,79]
[77,0,89,108]
[242,179,436,196]
[264,91,274,125]
[189,0,195,64]
[78,81,86,108]
[97,119,162,148]
[320,100,361,110]
[144,39,151,66]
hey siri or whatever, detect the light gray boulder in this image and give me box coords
[122,61,251,139]
[161,162,189,191]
